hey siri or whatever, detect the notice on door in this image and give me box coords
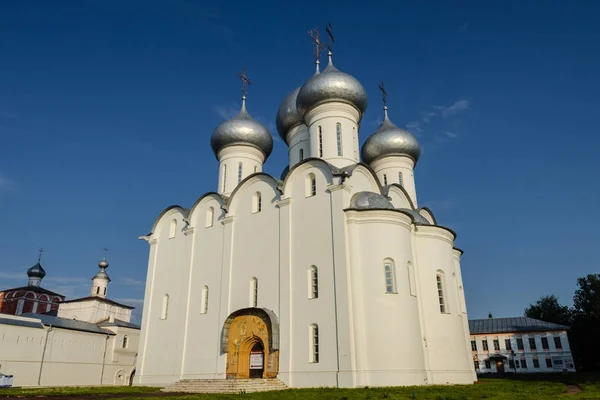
[250,352,263,369]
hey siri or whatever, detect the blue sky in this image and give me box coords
[1,1,599,323]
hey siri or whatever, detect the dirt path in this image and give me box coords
[565,384,582,394]
[0,393,185,400]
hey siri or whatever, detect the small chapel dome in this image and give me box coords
[27,262,46,279]
[361,108,421,165]
[296,55,368,118]
[210,99,273,160]
[349,191,394,210]
[276,87,305,142]
[398,208,431,225]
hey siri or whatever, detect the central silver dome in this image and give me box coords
[361,110,421,165]
[276,87,304,143]
[210,100,273,160]
[297,60,368,118]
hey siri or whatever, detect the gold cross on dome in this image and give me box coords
[238,68,251,97]
[308,28,325,62]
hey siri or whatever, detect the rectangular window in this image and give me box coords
[310,324,319,363]
[546,358,552,368]
[533,358,540,368]
[484,360,491,369]
[318,127,323,158]
[554,336,562,349]
[336,123,343,156]
[482,340,489,351]
[222,164,227,192]
[515,360,520,368]
[398,172,404,186]
[509,359,515,369]
[505,338,512,351]
[471,340,477,351]
[436,275,446,313]
[529,337,537,350]
[309,266,318,299]
[517,338,524,350]
[493,339,500,351]
[384,263,396,293]
[474,361,480,370]
[521,359,527,368]
[383,174,388,185]
[238,162,243,183]
[541,337,549,350]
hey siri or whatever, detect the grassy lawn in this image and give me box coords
[1,373,598,400]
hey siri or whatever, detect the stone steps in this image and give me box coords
[162,378,288,393]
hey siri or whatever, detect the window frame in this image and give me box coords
[206,207,214,228]
[318,126,323,157]
[336,123,343,156]
[237,162,243,183]
[384,259,397,294]
[529,337,537,350]
[309,324,319,363]
[436,272,448,313]
[200,285,209,314]
[482,339,489,351]
[250,277,258,307]
[253,192,262,213]
[471,340,477,351]
[160,294,169,320]
[554,336,562,349]
[308,266,319,299]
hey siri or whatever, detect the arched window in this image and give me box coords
[253,192,262,213]
[160,294,169,320]
[437,273,447,313]
[222,164,227,192]
[383,174,388,185]
[306,173,316,197]
[103,287,106,296]
[169,219,177,238]
[318,126,323,157]
[201,286,209,314]
[238,162,243,183]
[309,324,319,363]
[299,148,304,161]
[250,278,258,307]
[206,207,214,228]
[122,335,128,349]
[384,259,397,293]
[309,266,319,299]
[96,287,100,295]
[407,261,416,296]
[336,123,343,156]
[398,172,404,186]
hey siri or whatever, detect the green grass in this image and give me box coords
[1,373,599,400]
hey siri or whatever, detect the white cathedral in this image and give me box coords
[135,30,475,388]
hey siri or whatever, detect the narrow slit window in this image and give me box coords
[122,335,128,349]
[336,123,343,156]
[253,192,262,213]
[310,324,319,363]
[250,277,258,307]
[437,274,447,313]
[206,207,214,228]
[299,148,304,161]
[383,174,388,185]
[353,127,357,158]
[398,172,404,186]
[201,286,209,314]
[160,294,169,320]
[306,173,316,197]
[254,165,258,173]
[238,162,243,183]
[309,266,319,299]
[169,219,177,238]
[318,126,323,157]
[222,164,227,192]
[384,260,397,293]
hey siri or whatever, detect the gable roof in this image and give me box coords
[60,296,134,309]
[21,313,114,335]
[469,317,569,335]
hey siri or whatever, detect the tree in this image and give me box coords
[524,295,572,326]
[572,274,600,319]
[570,274,600,371]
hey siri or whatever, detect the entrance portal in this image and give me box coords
[222,308,279,379]
[249,341,264,378]
[496,360,505,374]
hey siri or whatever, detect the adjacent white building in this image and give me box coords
[469,317,575,374]
[0,256,140,387]
[135,30,475,388]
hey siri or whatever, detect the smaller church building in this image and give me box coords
[0,253,140,387]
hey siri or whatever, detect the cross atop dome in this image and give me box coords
[238,68,251,100]
[308,28,325,73]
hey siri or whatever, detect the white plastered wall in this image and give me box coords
[217,146,264,196]
[371,156,417,206]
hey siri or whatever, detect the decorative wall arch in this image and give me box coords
[221,307,279,353]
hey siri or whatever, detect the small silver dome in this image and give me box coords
[276,87,304,143]
[27,262,46,279]
[398,208,431,225]
[349,191,394,210]
[361,110,421,165]
[98,259,109,269]
[297,59,368,118]
[210,100,273,160]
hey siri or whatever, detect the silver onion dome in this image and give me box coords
[297,54,368,117]
[210,98,273,160]
[361,108,421,165]
[276,87,304,143]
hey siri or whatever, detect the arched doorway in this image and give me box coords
[222,308,279,379]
